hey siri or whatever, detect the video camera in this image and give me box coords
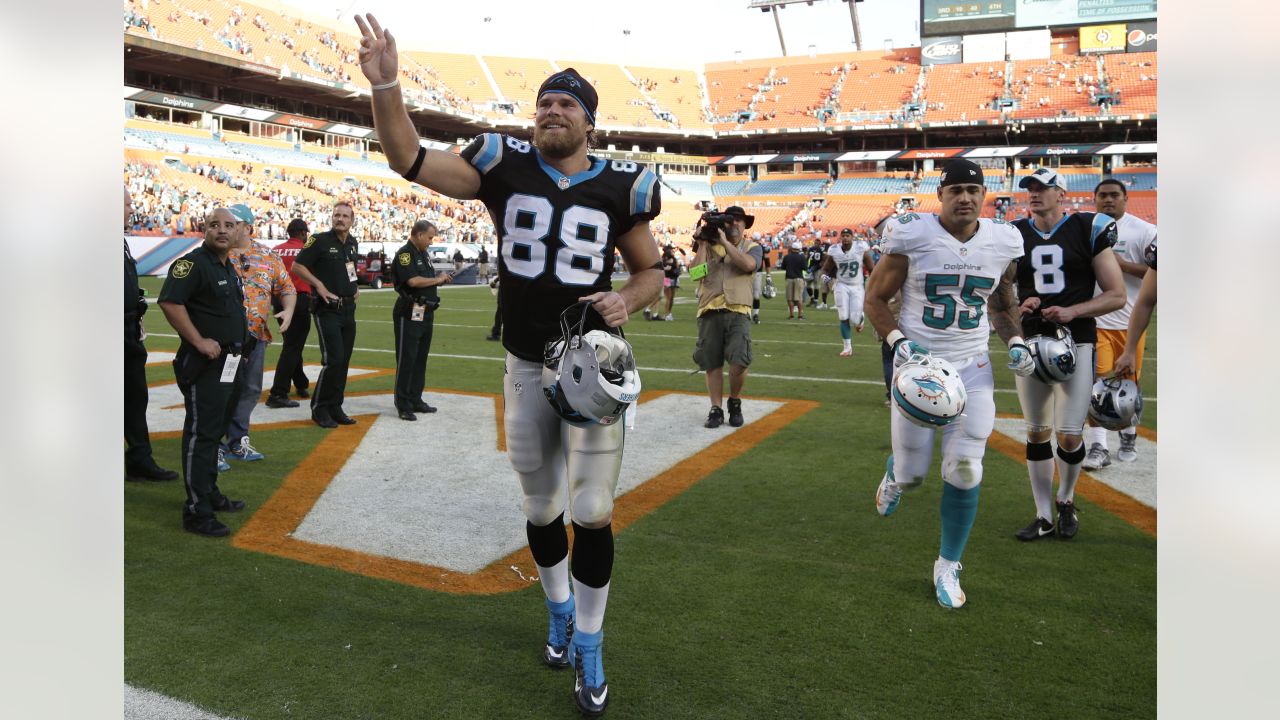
[694,211,735,243]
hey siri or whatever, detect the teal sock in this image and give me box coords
[840,321,852,340]
[939,483,980,562]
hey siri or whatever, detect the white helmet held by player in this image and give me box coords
[1088,376,1143,431]
[891,353,967,428]
[542,302,641,426]
[1027,324,1077,384]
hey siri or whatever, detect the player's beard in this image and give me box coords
[534,125,588,159]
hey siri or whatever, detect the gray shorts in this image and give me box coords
[693,310,753,370]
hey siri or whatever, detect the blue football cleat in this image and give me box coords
[543,596,575,669]
[572,627,608,716]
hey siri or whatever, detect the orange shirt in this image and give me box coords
[229,241,295,342]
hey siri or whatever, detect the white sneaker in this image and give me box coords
[1082,443,1109,470]
[664,313,673,321]
[817,303,827,309]
[839,348,852,357]
[933,558,966,609]
[1117,432,1138,462]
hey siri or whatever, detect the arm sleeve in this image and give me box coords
[294,235,321,271]
[393,251,417,285]
[459,133,504,177]
[1089,213,1118,256]
[157,262,196,304]
[625,167,662,229]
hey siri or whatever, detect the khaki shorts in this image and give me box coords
[786,278,805,303]
[693,310,753,370]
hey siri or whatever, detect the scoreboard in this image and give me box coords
[922,0,1157,36]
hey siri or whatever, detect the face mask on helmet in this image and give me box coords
[1088,376,1143,431]
[1027,324,1076,384]
[891,354,967,428]
[542,302,642,425]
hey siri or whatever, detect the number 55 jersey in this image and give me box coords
[461,133,661,361]
[882,213,1024,363]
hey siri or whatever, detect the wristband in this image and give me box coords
[1008,335,1025,348]
[886,329,905,347]
[371,79,400,91]
[400,145,426,182]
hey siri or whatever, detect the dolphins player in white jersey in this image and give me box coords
[820,228,874,356]
[864,158,1035,609]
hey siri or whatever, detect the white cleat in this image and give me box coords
[1082,443,1110,471]
[839,348,852,357]
[876,469,902,517]
[933,558,966,609]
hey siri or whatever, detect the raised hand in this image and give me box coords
[354,13,398,86]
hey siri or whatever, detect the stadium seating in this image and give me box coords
[125,1,1158,133]
[711,179,749,197]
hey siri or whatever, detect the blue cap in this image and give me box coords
[227,203,255,224]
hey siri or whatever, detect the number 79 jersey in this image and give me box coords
[883,213,1024,363]
[461,133,661,362]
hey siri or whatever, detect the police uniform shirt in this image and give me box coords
[1013,212,1117,344]
[157,245,248,348]
[392,241,437,311]
[459,132,661,362]
[294,229,360,297]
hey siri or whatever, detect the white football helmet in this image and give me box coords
[1088,376,1143,431]
[1027,324,1077,384]
[891,354,967,428]
[543,303,641,426]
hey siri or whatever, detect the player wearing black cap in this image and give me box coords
[1010,167,1126,542]
[865,158,1030,609]
[356,14,663,716]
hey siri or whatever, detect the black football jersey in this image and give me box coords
[1013,211,1117,344]
[460,133,661,361]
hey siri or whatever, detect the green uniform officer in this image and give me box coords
[157,208,250,538]
[291,201,360,428]
[392,220,453,420]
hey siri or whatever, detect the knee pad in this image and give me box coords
[570,483,615,528]
[1026,441,1054,461]
[523,489,567,527]
[942,456,983,491]
[1057,442,1086,464]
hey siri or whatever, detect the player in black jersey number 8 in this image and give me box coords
[357,13,662,717]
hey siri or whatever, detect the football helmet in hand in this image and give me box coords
[892,354,967,428]
[543,302,641,426]
[1088,376,1143,431]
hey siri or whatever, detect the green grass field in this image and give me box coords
[128,273,1156,719]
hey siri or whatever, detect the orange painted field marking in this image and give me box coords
[231,391,818,595]
[988,415,1156,537]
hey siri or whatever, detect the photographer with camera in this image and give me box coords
[391,220,453,421]
[690,206,763,428]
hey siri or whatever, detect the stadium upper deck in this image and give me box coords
[123,0,1156,137]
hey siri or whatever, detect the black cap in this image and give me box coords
[840,227,853,235]
[939,159,985,187]
[286,218,309,238]
[538,68,598,126]
[723,205,755,229]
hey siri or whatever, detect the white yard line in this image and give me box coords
[144,333,1156,402]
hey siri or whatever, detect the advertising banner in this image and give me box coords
[962,32,1007,64]
[1005,28,1051,60]
[921,35,963,65]
[1126,21,1157,52]
[1079,24,1127,54]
